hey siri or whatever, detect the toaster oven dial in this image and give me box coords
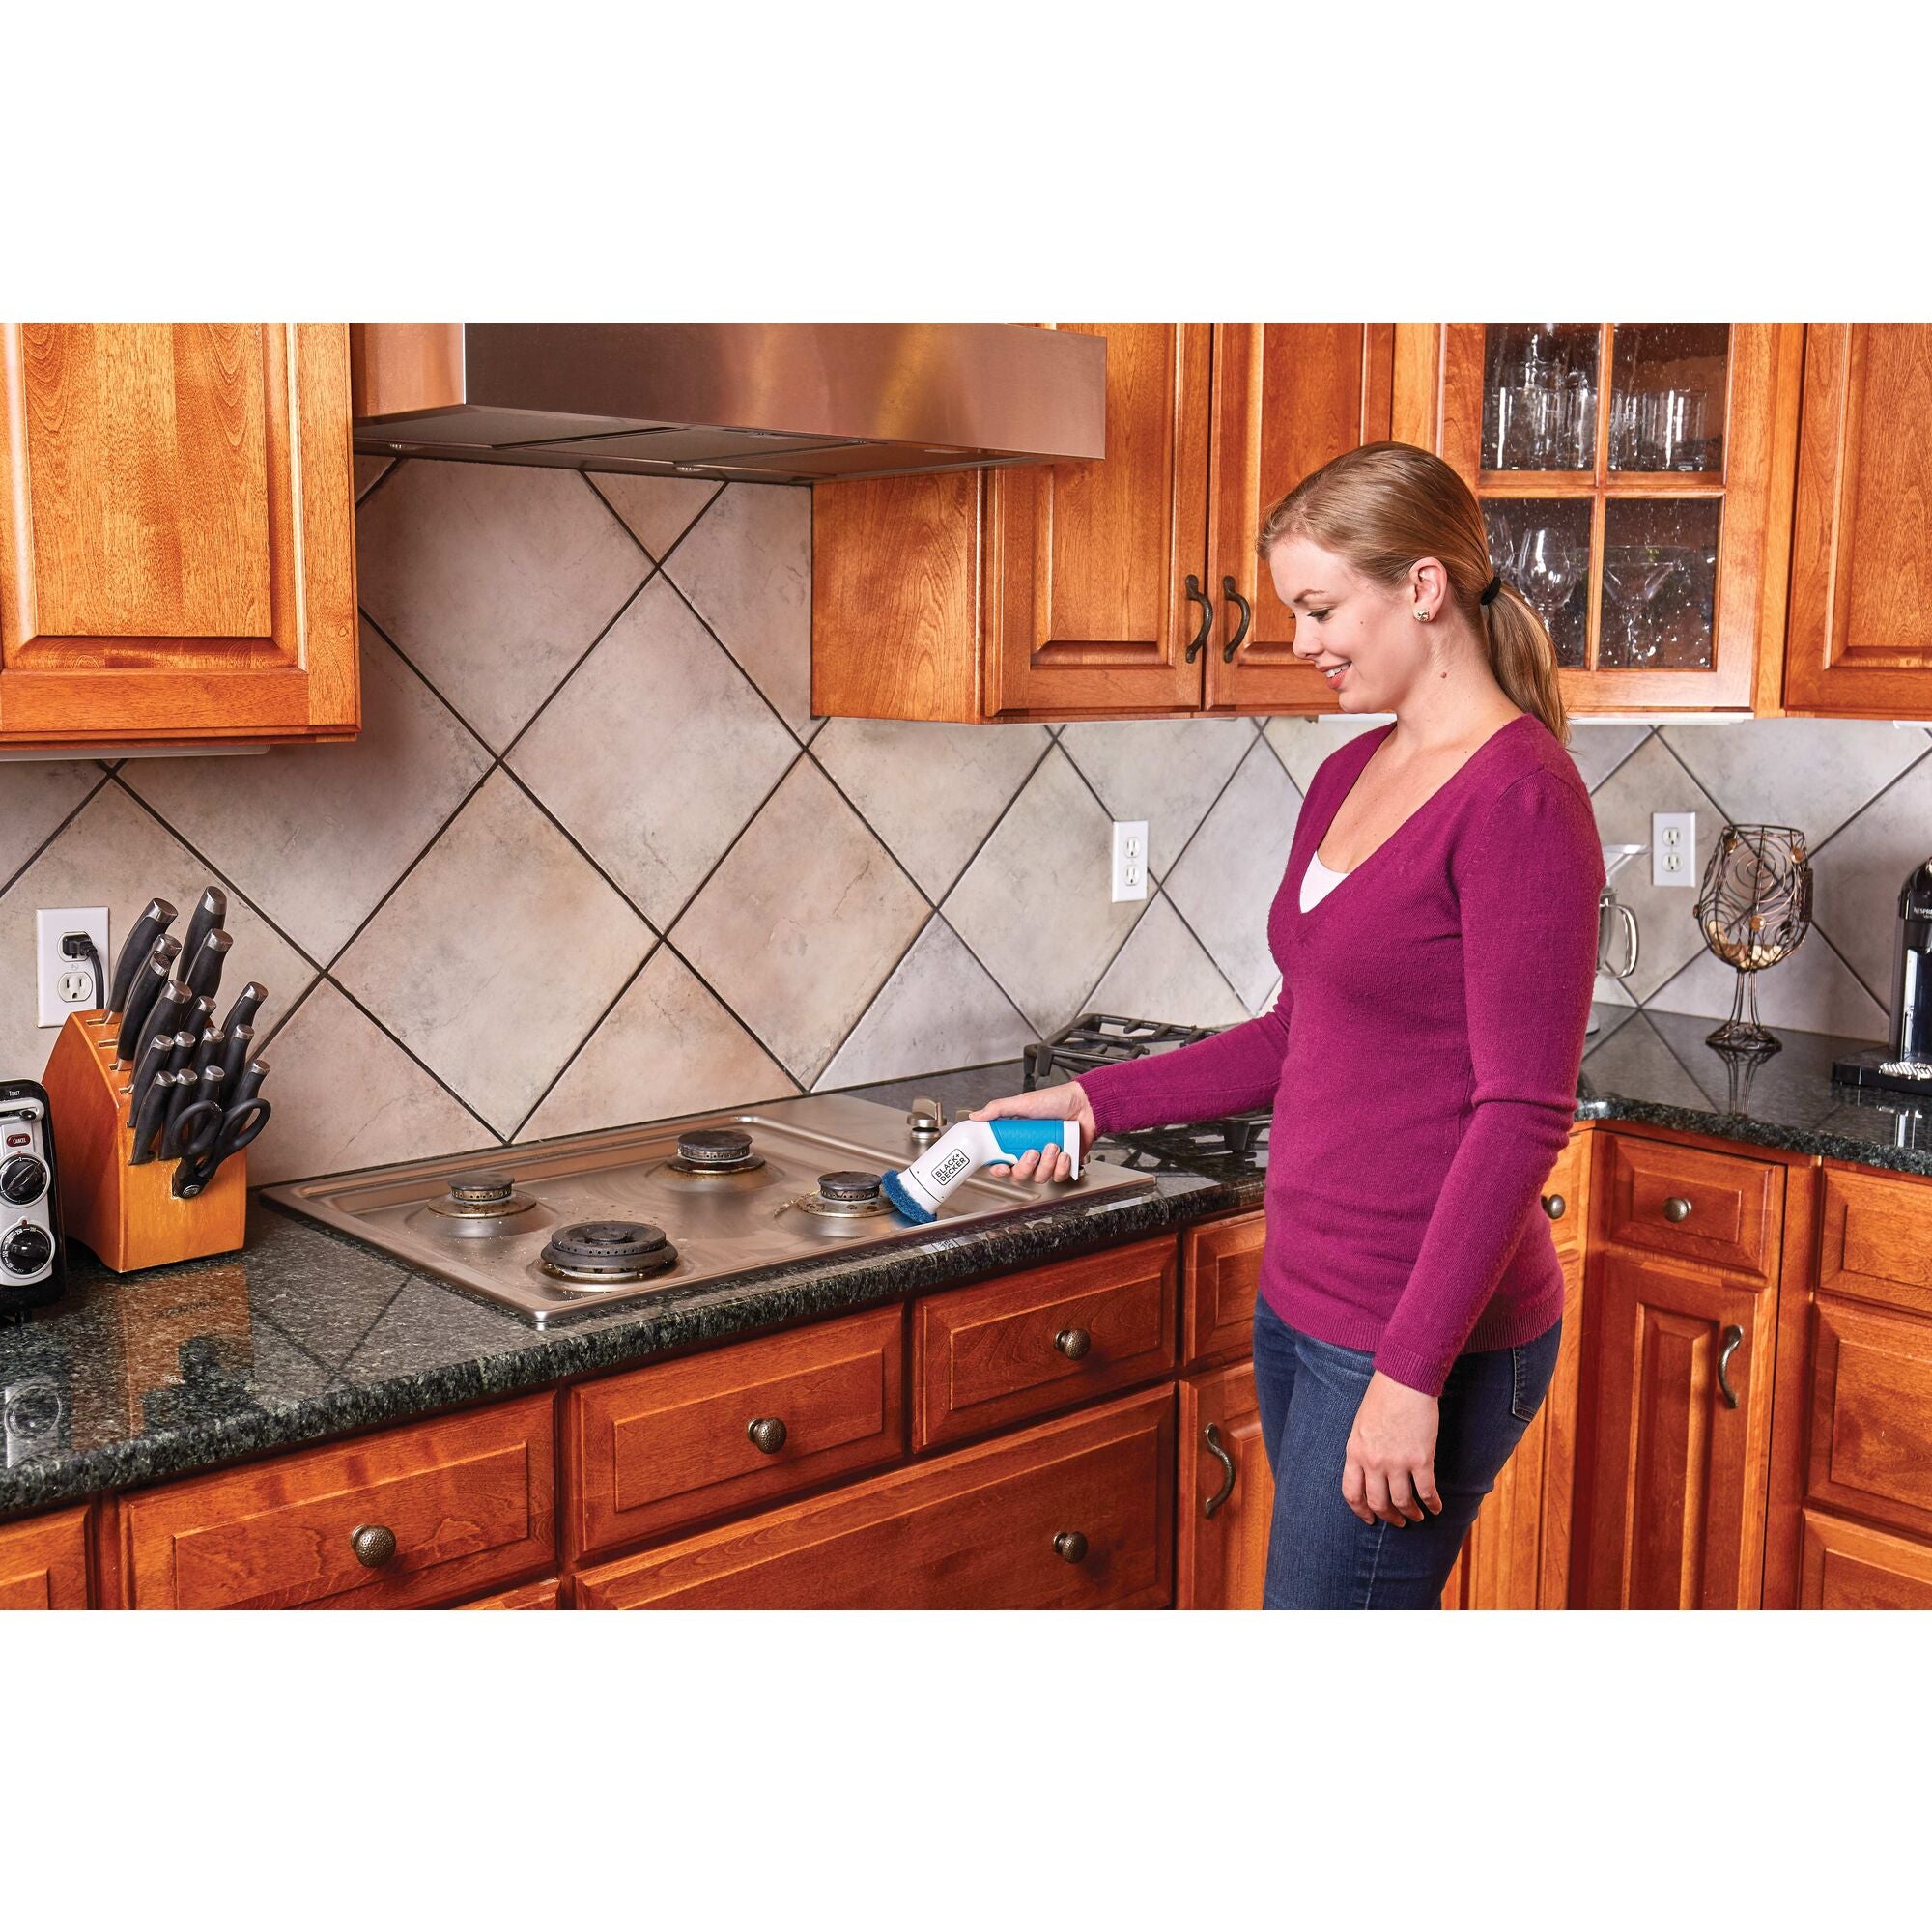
[0,1155,47,1207]
[0,1223,54,1279]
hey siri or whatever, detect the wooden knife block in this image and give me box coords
[41,1011,247,1273]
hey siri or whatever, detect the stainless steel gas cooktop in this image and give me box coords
[264,1093,1156,1327]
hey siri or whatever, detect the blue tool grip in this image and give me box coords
[989,1120,1064,1160]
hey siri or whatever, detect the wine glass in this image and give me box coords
[1518,524,1586,638]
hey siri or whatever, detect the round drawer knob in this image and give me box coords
[747,1416,788,1455]
[1054,1327,1092,1360]
[1053,1530,1089,1564]
[1541,1192,1567,1221]
[351,1523,397,1569]
[1663,1196,1693,1224]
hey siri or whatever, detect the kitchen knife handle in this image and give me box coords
[184,928,232,1004]
[219,1024,255,1091]
[229,1057,270,1111]
[128,1072,178,1167]
[107,897,177,1013]
[179,888,226,982]
[114,942,181,1062]
[190,1027,225,1077]
[164,1065,225,1159]
[219,982,267,1037]
[124,1033,177,1126]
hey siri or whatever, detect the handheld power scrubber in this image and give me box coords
[879,1117,1082,1225]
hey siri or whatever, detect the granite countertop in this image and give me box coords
[4,1012,1927,1522]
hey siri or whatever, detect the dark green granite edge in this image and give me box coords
[0,1168,1250,1520]
[1573,1093,1932,1178]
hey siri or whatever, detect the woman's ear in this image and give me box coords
[1408,556,1449,617]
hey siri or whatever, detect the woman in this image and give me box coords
[970,441,1605,1609]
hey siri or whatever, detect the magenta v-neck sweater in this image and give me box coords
[1079,713,1605,1397]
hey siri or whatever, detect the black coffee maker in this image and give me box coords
[1833,857,1932,1098]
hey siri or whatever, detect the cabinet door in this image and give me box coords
[1799,1510,1932,1609]
[1395,323,1799,714]
[0,323,358,747]
[1205,324,1395,713]
[1177,1360,1273,1609]
[987,324,1210,718]
[1581,1250,1776,1608]
[1783,325,1932,717]
[0,1505,89,1609]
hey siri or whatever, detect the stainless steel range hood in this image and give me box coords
[350,324,1105,484]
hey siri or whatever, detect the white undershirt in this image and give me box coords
[1300,850,1350,911]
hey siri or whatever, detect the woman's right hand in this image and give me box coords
[967,1081,1097,1183]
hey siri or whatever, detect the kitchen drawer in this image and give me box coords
[119,1394,555,1609]
[1541,1129,1589,1257]
[1818,1163,1932,1321]
[576,1385,1173,1609]
[0,1506,89,1609]
[1806,1295,1932,1538]
[1599,1131,1780,1282]
[1183,1214,1264,1366]
[567,1304,904,1559]
[914,1237,1177,1450]
[459,1578,560,1610]
[1800,1509,1932,1609]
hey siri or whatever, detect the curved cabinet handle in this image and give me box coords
[1220,575,1254,662]
[1183,576,1212,663]
[1717,1324,1743,1410]
[1202,1423,1236,1519]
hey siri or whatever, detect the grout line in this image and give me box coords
[494,763,661,936]
[651,560,817,752]
[650,746,807,937]
[496,565,660,767]
[1805,736,1932,864]
[321,758,500,975]
[254,1311,352,1387]
[1580,723,1656,795]
[352,456,403,512]
[505,937,662,1142]
[0,766,114,900]
[317,973,509,1148]
[653,931,818,1094]
[584,471,725,574]
[804,909,942,1094]
[355,610,497,764]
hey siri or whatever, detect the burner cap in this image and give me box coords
[448,1169,516,1205]
[817,1170,883,1203]
[540,1220,678,1284]
[678,1128,754,1168]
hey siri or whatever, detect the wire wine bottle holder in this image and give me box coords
[1694,823,1812,1057]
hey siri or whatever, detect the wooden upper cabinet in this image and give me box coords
[1394,324,1803,714]
[811,323,1394,723]
[988,324,1210,717]
[1205,324,1395,712]
[0,324,359,748]
[1782,325,1932,718]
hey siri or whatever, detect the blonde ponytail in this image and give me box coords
[1257,441,1570,747]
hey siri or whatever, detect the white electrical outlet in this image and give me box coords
[1111,820,1149,903]
[36,905,110,1027]
[1652,812,1697,888]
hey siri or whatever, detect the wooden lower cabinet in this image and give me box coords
[575,1387,1174,1609]
[1799,1510,1932,1609]
[460,1578,560,1610]
[0,1504,89,1608]
[1580,1250,1776,1609]
[1177,1361,1273,1609]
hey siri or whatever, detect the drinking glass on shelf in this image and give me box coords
[1602,548,1688,665]
[1518,524,1587,634]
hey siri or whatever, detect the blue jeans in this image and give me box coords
[1251,1296,1562,1609]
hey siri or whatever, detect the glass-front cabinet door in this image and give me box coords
[1395,325,1801,712]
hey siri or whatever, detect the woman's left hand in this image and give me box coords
[1342,1373,1443,1527]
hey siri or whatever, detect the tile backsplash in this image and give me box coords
[2,459,1926,1184]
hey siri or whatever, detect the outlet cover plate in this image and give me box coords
[1652,812,1697,889]
[1111,820,1149,903]
[37,905,109,1027]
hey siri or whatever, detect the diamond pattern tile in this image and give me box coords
[814,915,1033,1091]
[246,980,492,1185]
[1564,723,1654,793]
[1059,717,1259,876]
[128,622,492,962]
[1662,717,1927,848]
[355,460,650,752]
[1164,738,1302,1014]
[665,482,817,740]
[669,758,928,1086]
[334,771,653,1135]
[0,781,317,1083]
[589,473,722,561]
[1581,734,1727,1005]
[1261,715,1389,793]
[1807,745,1932,1006]
[526,946,797,1140]
[508,574,800,928]
[1089,895,1249,1029]
[811,717,1050,899]
[1648,925,1888,1041]
[943,748,1152,1037]
[0,759,102,890]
